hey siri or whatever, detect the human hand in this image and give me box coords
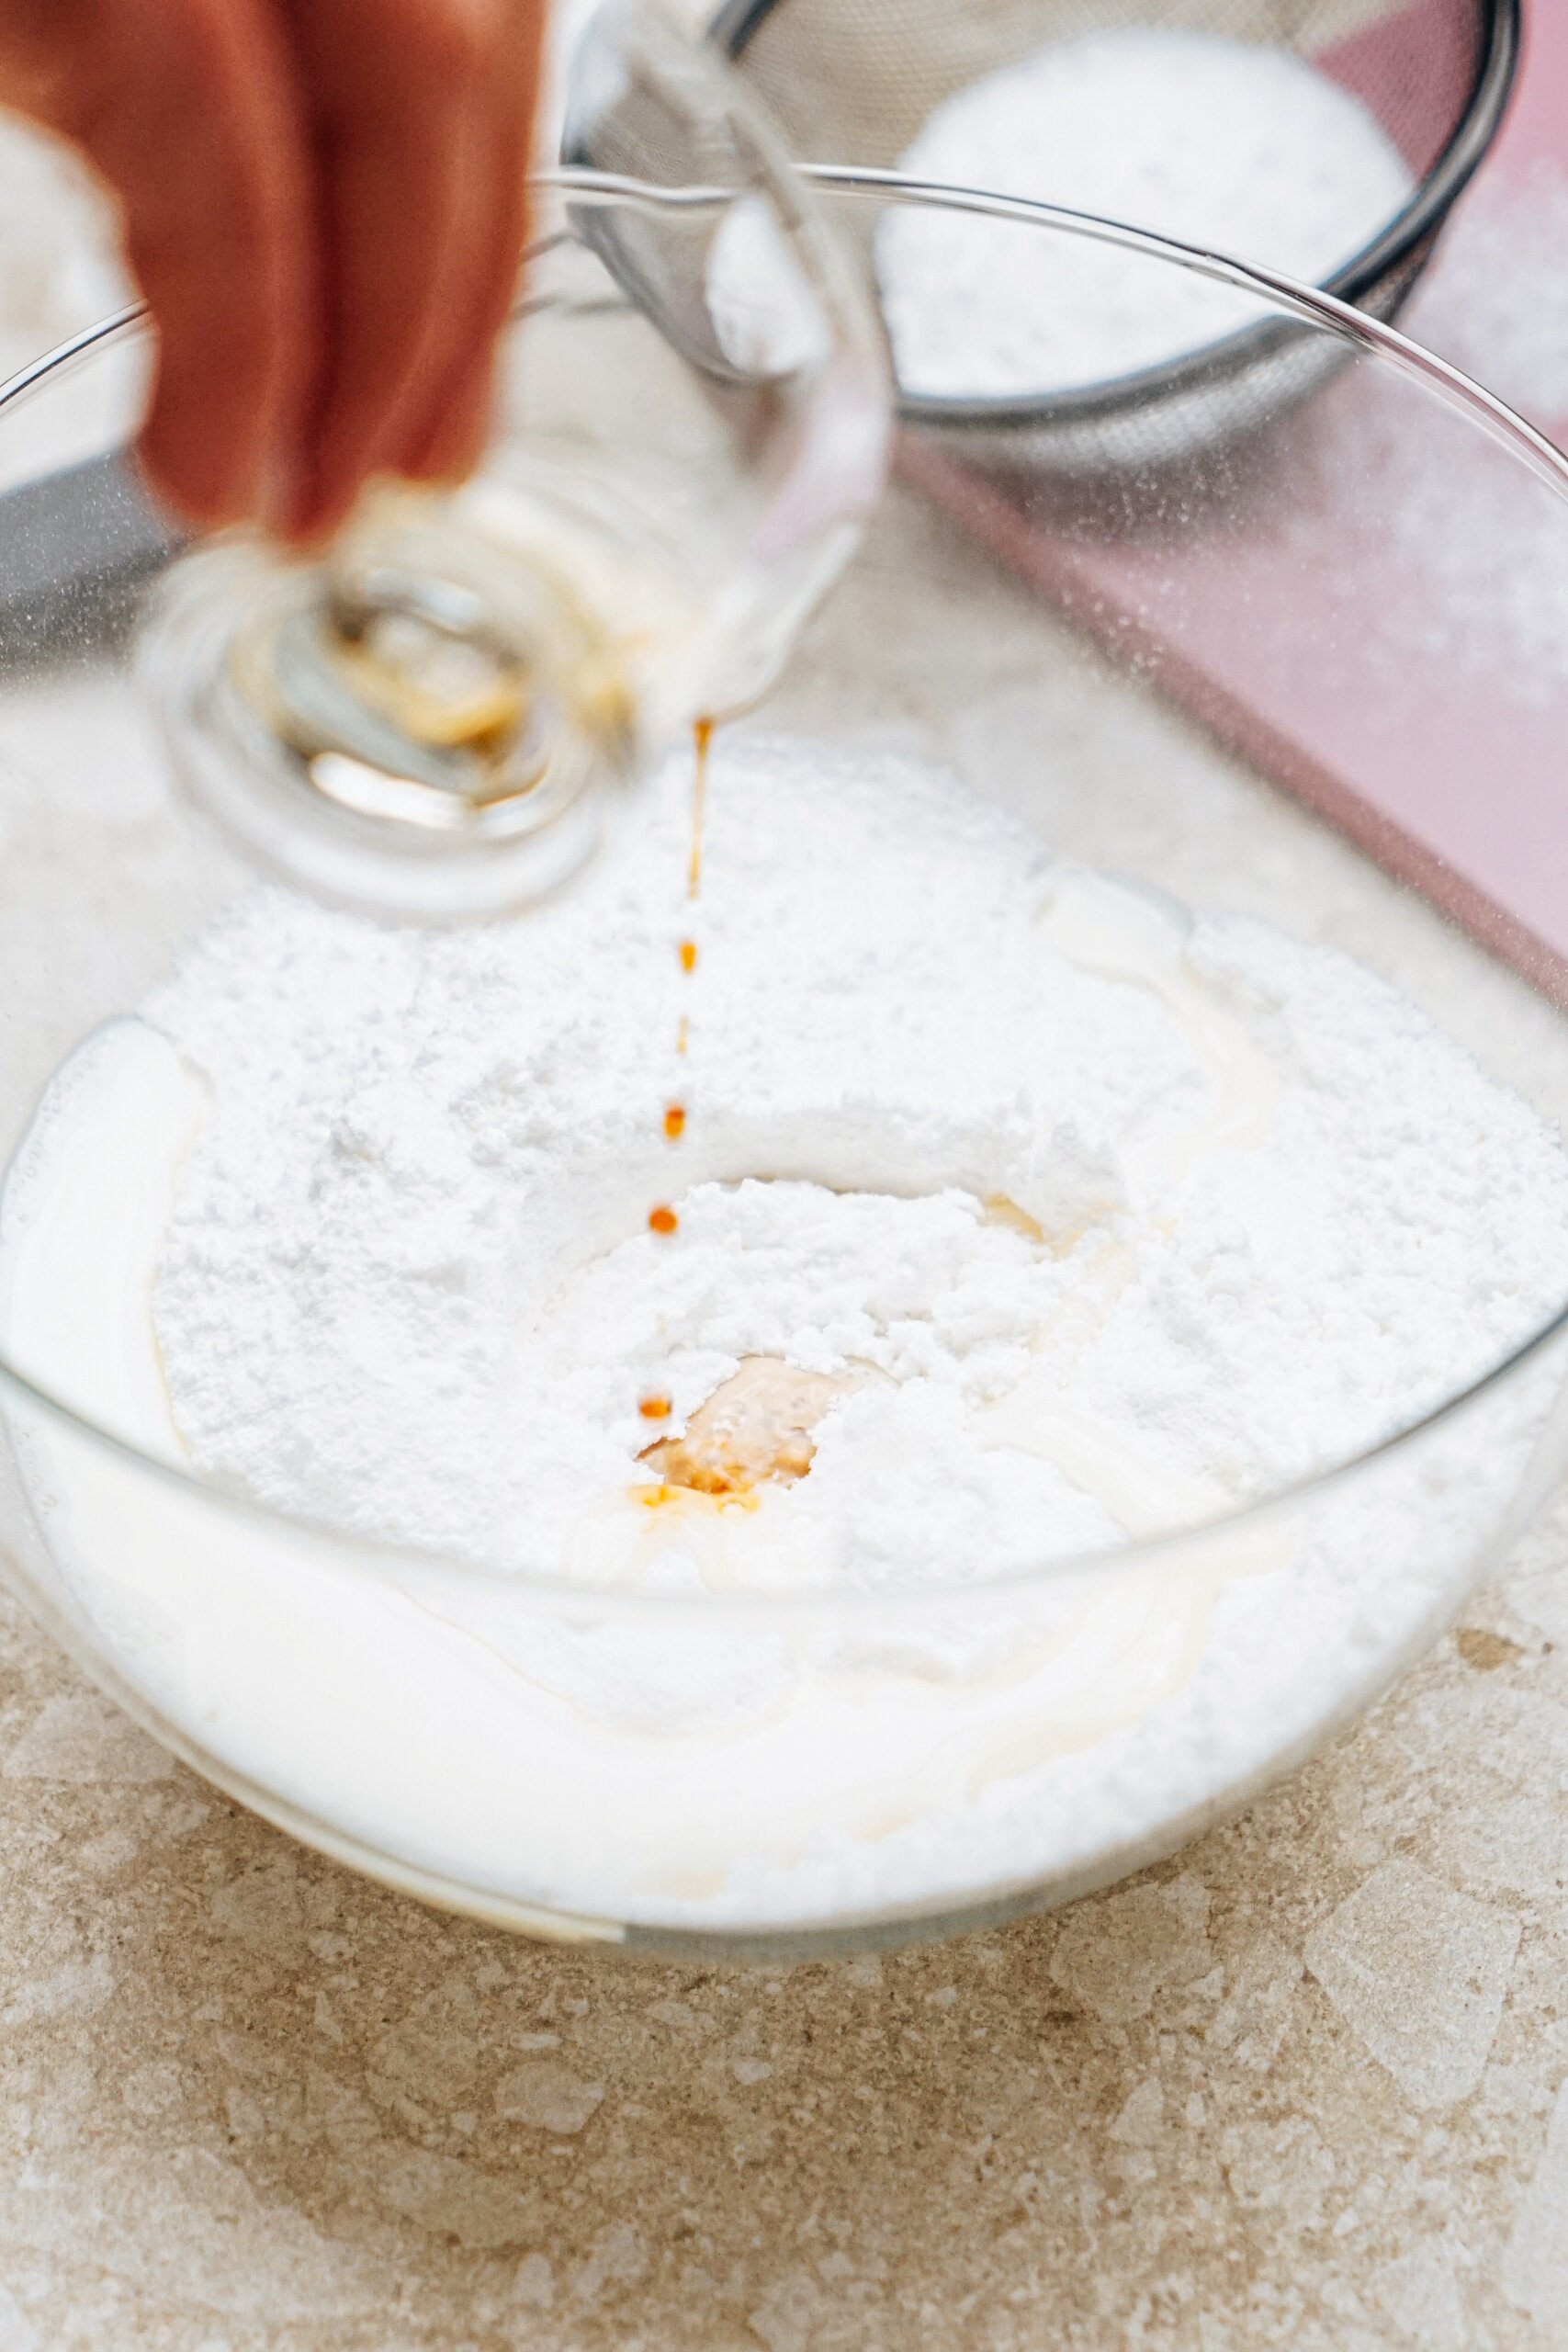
[0,0,546,542]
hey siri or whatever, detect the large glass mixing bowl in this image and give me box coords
[2,175,1568,1960]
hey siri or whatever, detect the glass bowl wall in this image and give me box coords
[2,180,1568,1958]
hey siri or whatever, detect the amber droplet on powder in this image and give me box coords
[679,939,697,974]
[638,1393,672,1421]
[663,1103,687,1141]
[649,1204,678,1236]
[639,1356,861,1496]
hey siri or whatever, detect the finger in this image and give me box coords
[277,0,500,541]
[397,0,540,485]
[389,56,502,486]
[404,342,496,487]
[4,0,316,530]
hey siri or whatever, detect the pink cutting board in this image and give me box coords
[909,0,1568,1000]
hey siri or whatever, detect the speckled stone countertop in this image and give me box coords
[0,1502,1563,2352]
[1,492,1566,2352]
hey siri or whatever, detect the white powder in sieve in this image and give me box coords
[146,732,1568,1591]
[877,27,1414,397]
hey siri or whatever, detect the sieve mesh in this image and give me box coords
[707,0,1517,471]
[711,0,1486,182]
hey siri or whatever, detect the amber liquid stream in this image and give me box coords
[634,721,858,1499]
[636,718,711,1432]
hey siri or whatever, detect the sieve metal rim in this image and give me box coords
[710,0,1521,431]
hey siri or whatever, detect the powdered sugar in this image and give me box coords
[1406,162,1568,428]
[1329,163,1568,699]
[147,734,1568,1599]
[877,28,1413,397]
[6,731,1568,1928]
[1258,164,1568,706]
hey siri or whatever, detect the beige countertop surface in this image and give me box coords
[0,1496,1564,2352]
[0,490,1566,2352]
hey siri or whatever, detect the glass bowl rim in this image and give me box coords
[5,164,1568,1619]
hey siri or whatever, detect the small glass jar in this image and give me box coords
[140,1,892,919]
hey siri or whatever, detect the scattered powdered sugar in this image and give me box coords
[1264,165,1568,707]
[1377,424,1568,700]
[1333,163,1568,699]
[877,28,1413,397]
[147,733,1568,1600]
[1405,161,1568,428]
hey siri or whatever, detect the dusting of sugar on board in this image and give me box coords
[6,735,1567,1927]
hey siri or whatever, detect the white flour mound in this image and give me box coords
[148,733,1568,1591]
[878,28,1413,396]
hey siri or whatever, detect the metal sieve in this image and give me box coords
[706,0,1520,475]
